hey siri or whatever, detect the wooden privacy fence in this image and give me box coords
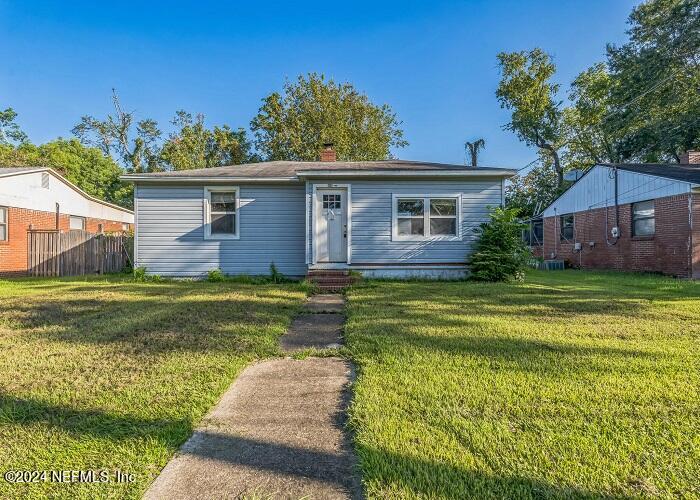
[28,230,133,277]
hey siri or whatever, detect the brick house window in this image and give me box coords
[69,216,86,231]
[0,207,7,241]
[632,200,655,237]
[560,214,574,241]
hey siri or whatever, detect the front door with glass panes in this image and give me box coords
[315,189,347,263]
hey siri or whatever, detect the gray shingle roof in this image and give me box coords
[122,160,514,179]
[601,163,700,185]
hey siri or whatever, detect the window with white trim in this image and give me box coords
[205,187,239,239]
[69,216,85,230]
[632,200,655,237]
[0,207,7,241]
[394,196,459,239]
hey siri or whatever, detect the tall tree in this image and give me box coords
[72,89,163,173]
[464,138,486,166]
[606,0,700,161]
[0,139,131,208]
[562,63,623,170]
[251,73,407,161]
[496,49,566,188]
[0,107,28,145]
[161,111,254,170]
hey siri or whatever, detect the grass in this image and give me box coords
[0,274,306,499]
[345,270,700,499]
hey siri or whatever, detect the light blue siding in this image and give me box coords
[136,178,503,276]
[543,165,693,217]
[136,184,307,276]
[348,179,501,264]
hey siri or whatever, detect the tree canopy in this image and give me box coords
[503,0,700,217]
[0,139,131,208]
[73,91,255,172]
[496,49,565,187]
[251,73,407,161]
[161,111,255,170]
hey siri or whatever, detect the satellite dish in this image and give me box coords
[564,169,584,182]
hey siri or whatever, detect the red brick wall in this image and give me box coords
[0,206,130,277]
[541,194,694,278]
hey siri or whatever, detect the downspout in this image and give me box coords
[55,203,60,230]
[553,207,557,259]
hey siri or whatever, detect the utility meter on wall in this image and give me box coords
[611,226,620,238]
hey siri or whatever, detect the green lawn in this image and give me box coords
[346,270,700,499]
[0,276,306,499]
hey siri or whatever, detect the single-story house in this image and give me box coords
[0,167,134,277]
[535,151,700,278]
[123,147,516,279]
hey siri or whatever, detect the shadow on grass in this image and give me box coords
[0,393,192,446]
[0,395,637,499]
[0,282,302,354]
[355,271,700,321]
[355,444,634,499]
[396,332,657,362]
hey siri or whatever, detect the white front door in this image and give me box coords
[315,189,348,263]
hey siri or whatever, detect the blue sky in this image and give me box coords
[1,0,639,169]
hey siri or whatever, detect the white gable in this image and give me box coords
[542,165,693,217]
[0,170,133,223]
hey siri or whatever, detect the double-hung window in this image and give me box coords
[394,195,460,240]
[0,207,7,242]
[205,187,239,239]
[560,214,574,241]
[632,200,655,237]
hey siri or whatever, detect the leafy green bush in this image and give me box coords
[133,266,162,282]
[133,266,147,282]
[207,268,226,282]
[470,207,529,282]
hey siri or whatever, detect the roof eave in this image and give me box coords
[2,167,133,214]
[296,169,517,178]
[121,175,300,183]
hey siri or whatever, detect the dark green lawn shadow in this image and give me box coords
[349,327,658,378]
[355,444,636,499]
[0,393,191,447]
[0,287,301,355]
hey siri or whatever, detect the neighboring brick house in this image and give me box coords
[535,153,700,279]
[0,167,133,277]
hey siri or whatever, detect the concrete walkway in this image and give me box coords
[145,294,360,500]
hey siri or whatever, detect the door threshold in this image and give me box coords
[309,263,350,270]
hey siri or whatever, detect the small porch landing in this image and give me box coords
[306,270,357,293]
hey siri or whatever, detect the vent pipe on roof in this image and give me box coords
[320,143,336,162]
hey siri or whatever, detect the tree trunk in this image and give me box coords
[552,150,563,188]
[539,142,563,188]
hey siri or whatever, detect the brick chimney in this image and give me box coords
[679,150,700,165]
[320,143,336,162]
